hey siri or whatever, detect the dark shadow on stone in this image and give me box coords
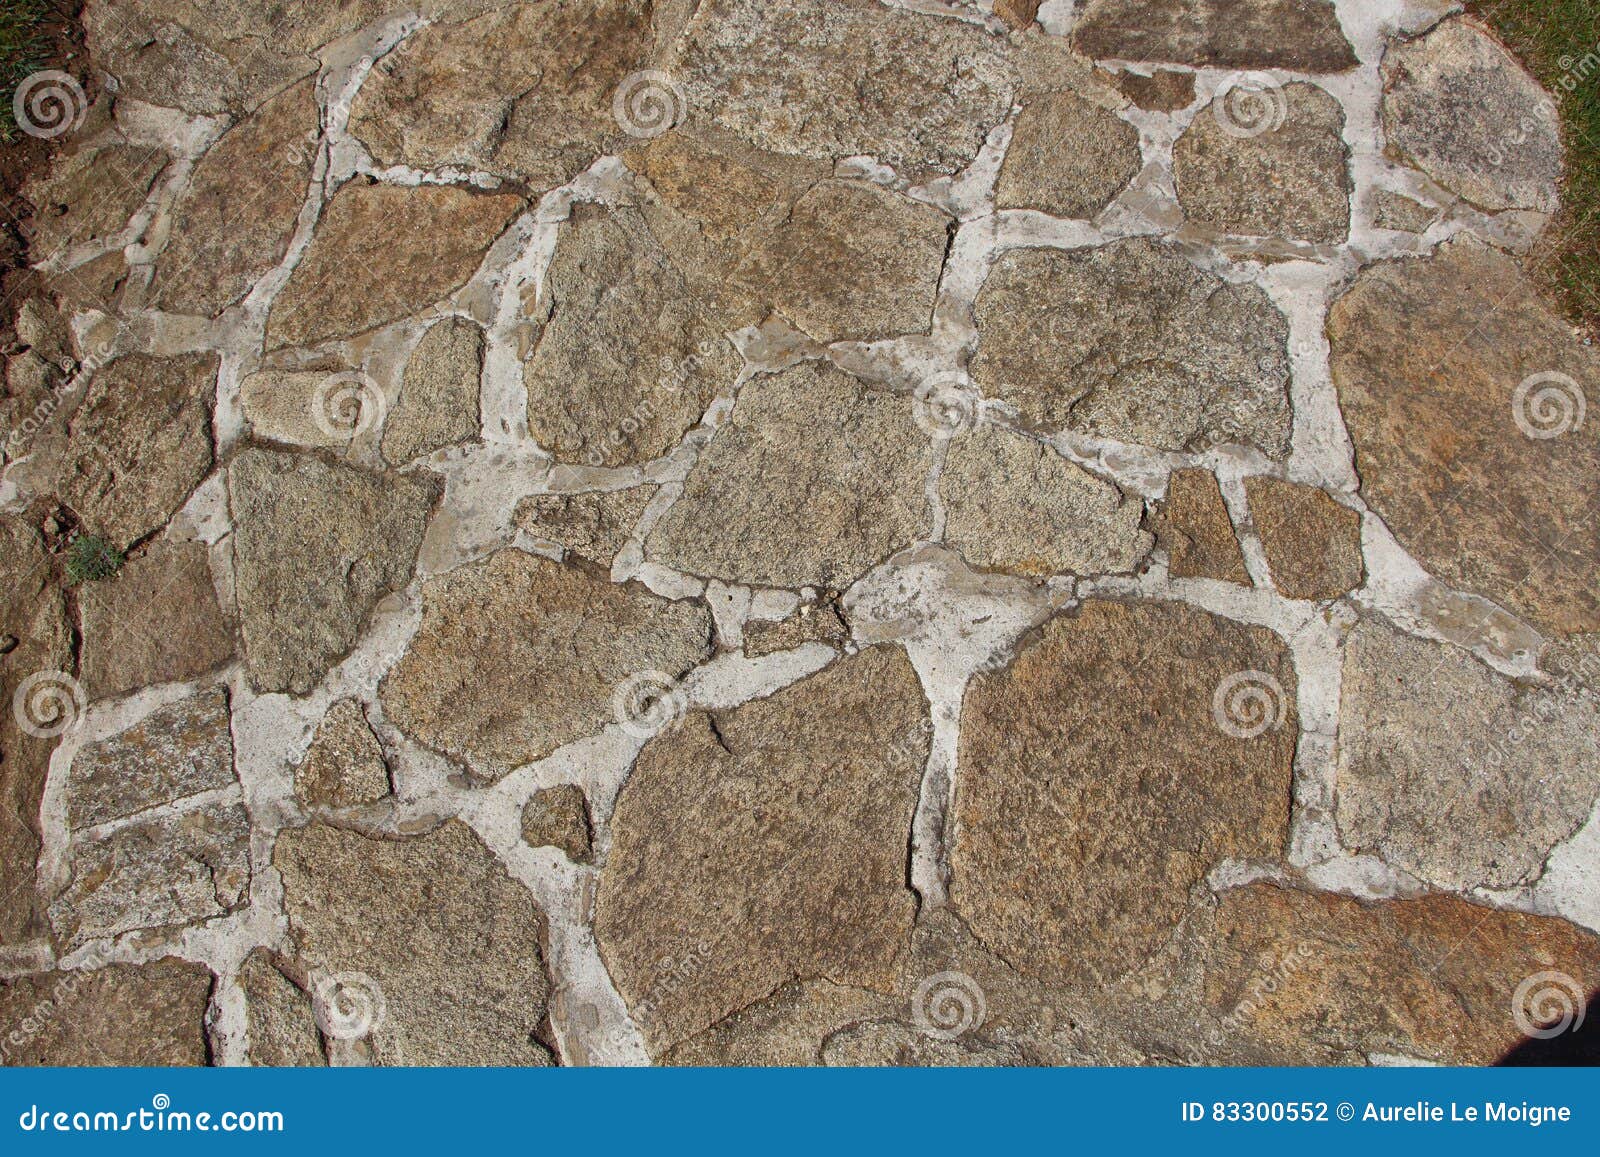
[1497,990,1600,1065]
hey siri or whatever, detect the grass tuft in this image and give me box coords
[63,533,123,585]
[0,0,52,143]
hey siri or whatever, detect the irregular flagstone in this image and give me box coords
[78,535,235,700]
[1371,189,1439,233]
[1200,884,1600,1064]
[229,447,440,696]
[1073,0,1357,73]
[381,550,712,778]
[520,784,593,863]
[58,353,218,550]
[671,0,1017,179]
[647,362,932,588]
[940,424,1150,578]
[266,183,524,350]
[995,89,1141,220]
[349,0,656,188]
[0,519,71,942]
[1108,68,1197,113]
[1154,468,1249,584]
[295,699,390,810]
[743,601,850,658]
[972,240,1292,458]
[1382,18,1562,213]
[23,142,166,263]
[1244,477,1363,601]
[513,489,654,567]
[1336,619,1600,892]
[951,600,1297,988]
[153,77,318,316]
[1328,241,1600,636]
[595,646,929,1053]
[239,369,360,449]
[1175,82,1351,244]
[239,950,324,1067]
[274,820,554,1066]
[381,318,483,465]
[0,959,212,1065]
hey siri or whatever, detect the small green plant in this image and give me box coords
[63,534,123,585]
[0,0,52,143]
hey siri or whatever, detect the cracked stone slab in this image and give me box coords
[596,645,928,1054]
[381,318,484,465]
[647,362,932,589]
[275,820,554,1065]
[1329,241,1600,637]
[1382,17,1562,213]
[230,447,440,696]
[240,949,324,1067]
[972,240,1292,459]
[1243,477,1362,601]
[295,699,390,810]
[995,88,1142,220]
[940,424,1151,578]
[381,550,712,778]
[1154,468,1249,584]
[1336,619,1600,893]
[1072,0,1358,73]
[22,140,166,264]
[513,489,654,567]
[0,959,212,1065]
[951,600,1297,988]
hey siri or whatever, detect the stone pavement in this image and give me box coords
[1,0,1598,1066]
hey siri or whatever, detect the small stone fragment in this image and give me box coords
[744,602,850,658]
[1107,68,1197,112]
[240,950,324,1067]
[1243,477,1363,600]
[1372,189,1438,233]
[993,0,1042,29]
[381,550,712,777]
[940,424,1150,577]
[520,785,593,862]
[381,318,483,464]
[1154,468,1248,584]
[513,489,654,567]
[230,447,440,695]
[647,362,931,588]
[995,90,1142,220]
[1073,0,1358,73]
[0,959,212,1065]
[1175,82,1351,243]
[296,699,390,809]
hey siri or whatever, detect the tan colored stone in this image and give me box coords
[952,600,1297,987]
[994,0,1042,29]
[647,363,931,588]
[995,90,1141,220]
[520,785,593,862]
[744,602,850,658]
[239,950,324,1067]
[381,550,712,778]
[1372,189,1438,233]
[0,959,212,1065]
[596,646,928,1052]
[663,980,897,1066]
[381,318,483,464]
[1155,468,1248,584]
[1073,0,1357,73]
[296,700,389,810]
[1107,68,1197,112]
[275,820,554,1065]
[513,489,654,567]
[239,369,357,449]
[23,143,166,264]
[266,183,524,349]
[1244,477,1363,600]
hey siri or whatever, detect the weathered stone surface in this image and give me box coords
[972,240,1292,458]
[58,353,218,549]
[0,959,212,1065]
[382,550,711,777]
[349,0,654,188]
[1244,478,1362,600]
[940,424,1150,577]
[154,78,318,316]
[1073,0,1358,73]
[239,950,324,1067]
[648,363,931,588]
[995,90,1141,220]
[295,700,389,810]
[23,143,166,263]
[230,447,440,695]
[65,688,235,829]
[952,600,1297,987]
[1382,18,1562,213]
[266,184,524,349]
[239,369,356,449]
[744,601,850,658]
[520,784,592,862]
[523,203,739,467]
[625,130,794,243]
[664,979,896,1066]
[1329,241,1600,636]
[596,646,928,1052]
[1372,189,1438,233]
[821,1020,1029,1066]
[78,536,234,699]
[1201,884,1600,1064]
[1336,619,1600,892]
[513,489,653,566]
[1155,468,1248,584]
[1108,68,1196,112]
[275,820,553,1065]
[1175,82,1351,243]
[994,0,1042,29]
[381,319,483,464]
[673,0,1016,178]
[0,519,71,942]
